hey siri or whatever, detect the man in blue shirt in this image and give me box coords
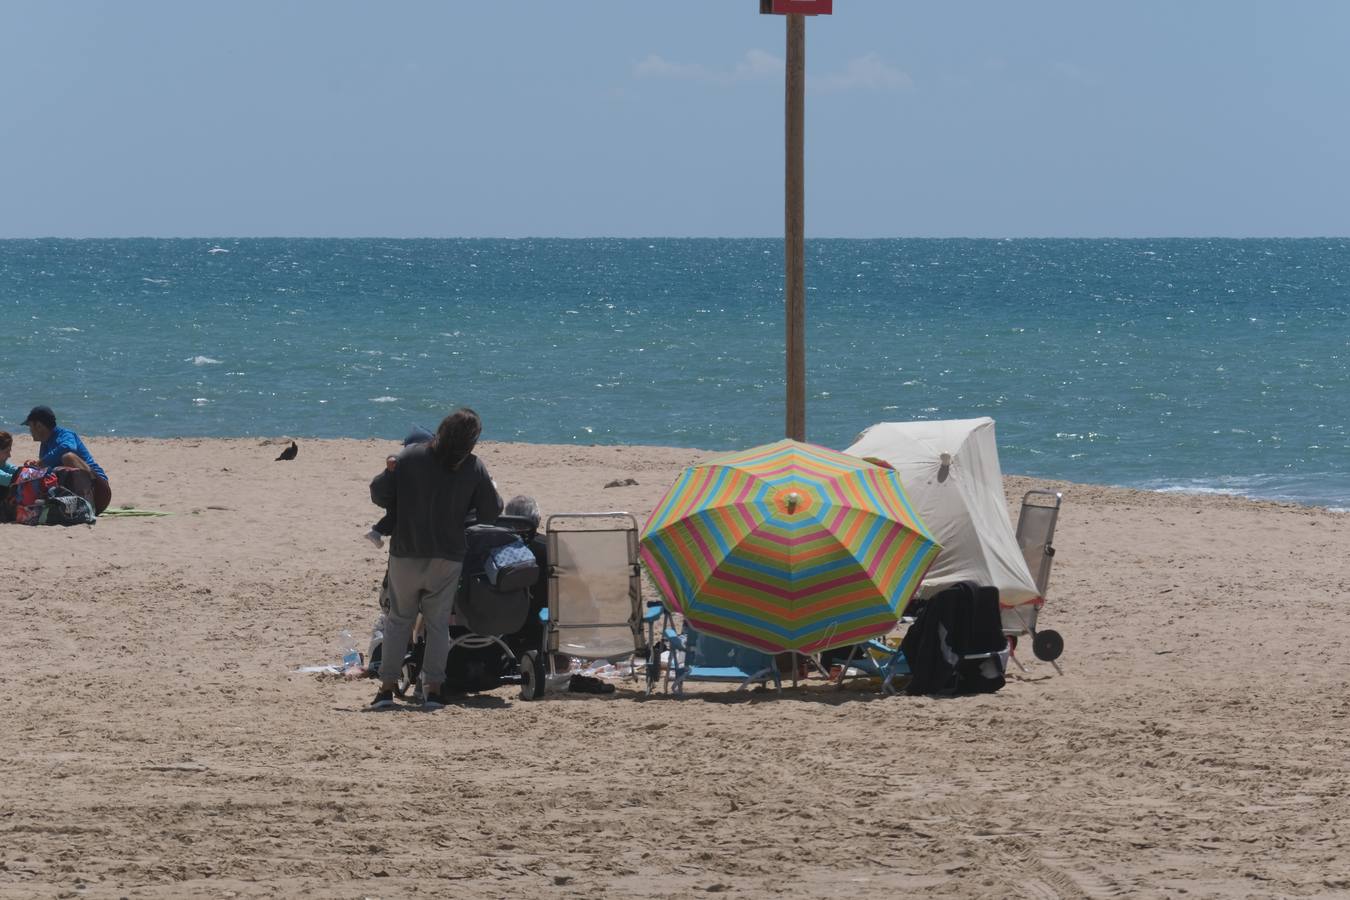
[21,405,112,515]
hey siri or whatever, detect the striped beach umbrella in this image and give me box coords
[639,439,941,654]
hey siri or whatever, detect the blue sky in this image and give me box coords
[2,1,1347,238]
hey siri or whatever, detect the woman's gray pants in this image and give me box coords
[378,556,463,688]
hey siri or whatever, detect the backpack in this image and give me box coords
[42,486,97,526]
[900,581,1007,696]
[11,466,96,527]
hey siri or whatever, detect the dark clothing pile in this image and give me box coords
[900,581,1007,696]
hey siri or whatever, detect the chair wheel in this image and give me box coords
[1032,629,1064,662]
[519,650,547,701]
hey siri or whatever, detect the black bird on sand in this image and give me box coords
[276,441,298,461]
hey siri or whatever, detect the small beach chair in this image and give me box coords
[661,613,783,695]
[829,639,910,695]
[518,512,660,700]
[1004,489,1066,673]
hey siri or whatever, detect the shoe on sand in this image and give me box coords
[421,692,444,711]
[368,689,396,710]
[568,674,615,695]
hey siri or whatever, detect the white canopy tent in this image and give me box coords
[844,417,1040,609]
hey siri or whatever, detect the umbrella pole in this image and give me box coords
[784,12,806,442]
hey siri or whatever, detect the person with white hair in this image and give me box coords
[503,494,540,526]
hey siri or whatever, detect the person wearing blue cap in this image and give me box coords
[21,405,112,515]
[363,425,435,548]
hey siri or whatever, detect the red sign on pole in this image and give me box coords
[760,0,833,14]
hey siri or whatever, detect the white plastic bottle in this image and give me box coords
[338,629,362,670]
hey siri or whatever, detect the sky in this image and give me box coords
[2,0,1347,239]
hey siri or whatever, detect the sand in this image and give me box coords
[3,436,1349,899]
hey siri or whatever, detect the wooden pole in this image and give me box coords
[784,13,806,442]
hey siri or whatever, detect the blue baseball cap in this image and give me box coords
[403,425,434,446]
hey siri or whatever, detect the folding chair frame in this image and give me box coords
[1006,489,1065,675]
[519,512,657,699]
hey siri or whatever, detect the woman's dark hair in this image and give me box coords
[0,430,11,452]
[432,407,482,471]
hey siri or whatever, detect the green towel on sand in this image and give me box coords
[100,507,172,518]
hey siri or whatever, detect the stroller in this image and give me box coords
[396,514,544,698]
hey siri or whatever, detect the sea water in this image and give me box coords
[2,238,1348,509]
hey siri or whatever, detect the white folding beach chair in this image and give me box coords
[518,512,659,700]
[1004,489,1065,673]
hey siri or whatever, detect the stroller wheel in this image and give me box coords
[519,650,547,701]
[397,657,418,698]
[1032,629,1064,662]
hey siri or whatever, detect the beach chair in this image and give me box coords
[1003,489,1065,673]
[662,615,783,695]
[829,639,910,695]
[518,512,660,700]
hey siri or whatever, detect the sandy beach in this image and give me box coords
[3,436,1349,899]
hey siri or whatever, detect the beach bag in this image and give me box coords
[483,538,539,591]
[14,487,96,527]
[12,466,59,526]
[901,581,1007,696]
[43,487,96,526]
[15,502,50,526]
[13,466,56,508]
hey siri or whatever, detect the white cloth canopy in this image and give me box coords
[845,417,1041,608]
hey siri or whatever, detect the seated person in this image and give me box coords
[21,405,112,515]
[0,431,17,522]
[502,494,549,651]
[0,430,18,489]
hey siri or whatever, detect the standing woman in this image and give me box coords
[368,407,502,710]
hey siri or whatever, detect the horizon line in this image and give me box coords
[3,234,1347,241]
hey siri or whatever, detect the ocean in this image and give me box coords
[3,238,1348,509]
